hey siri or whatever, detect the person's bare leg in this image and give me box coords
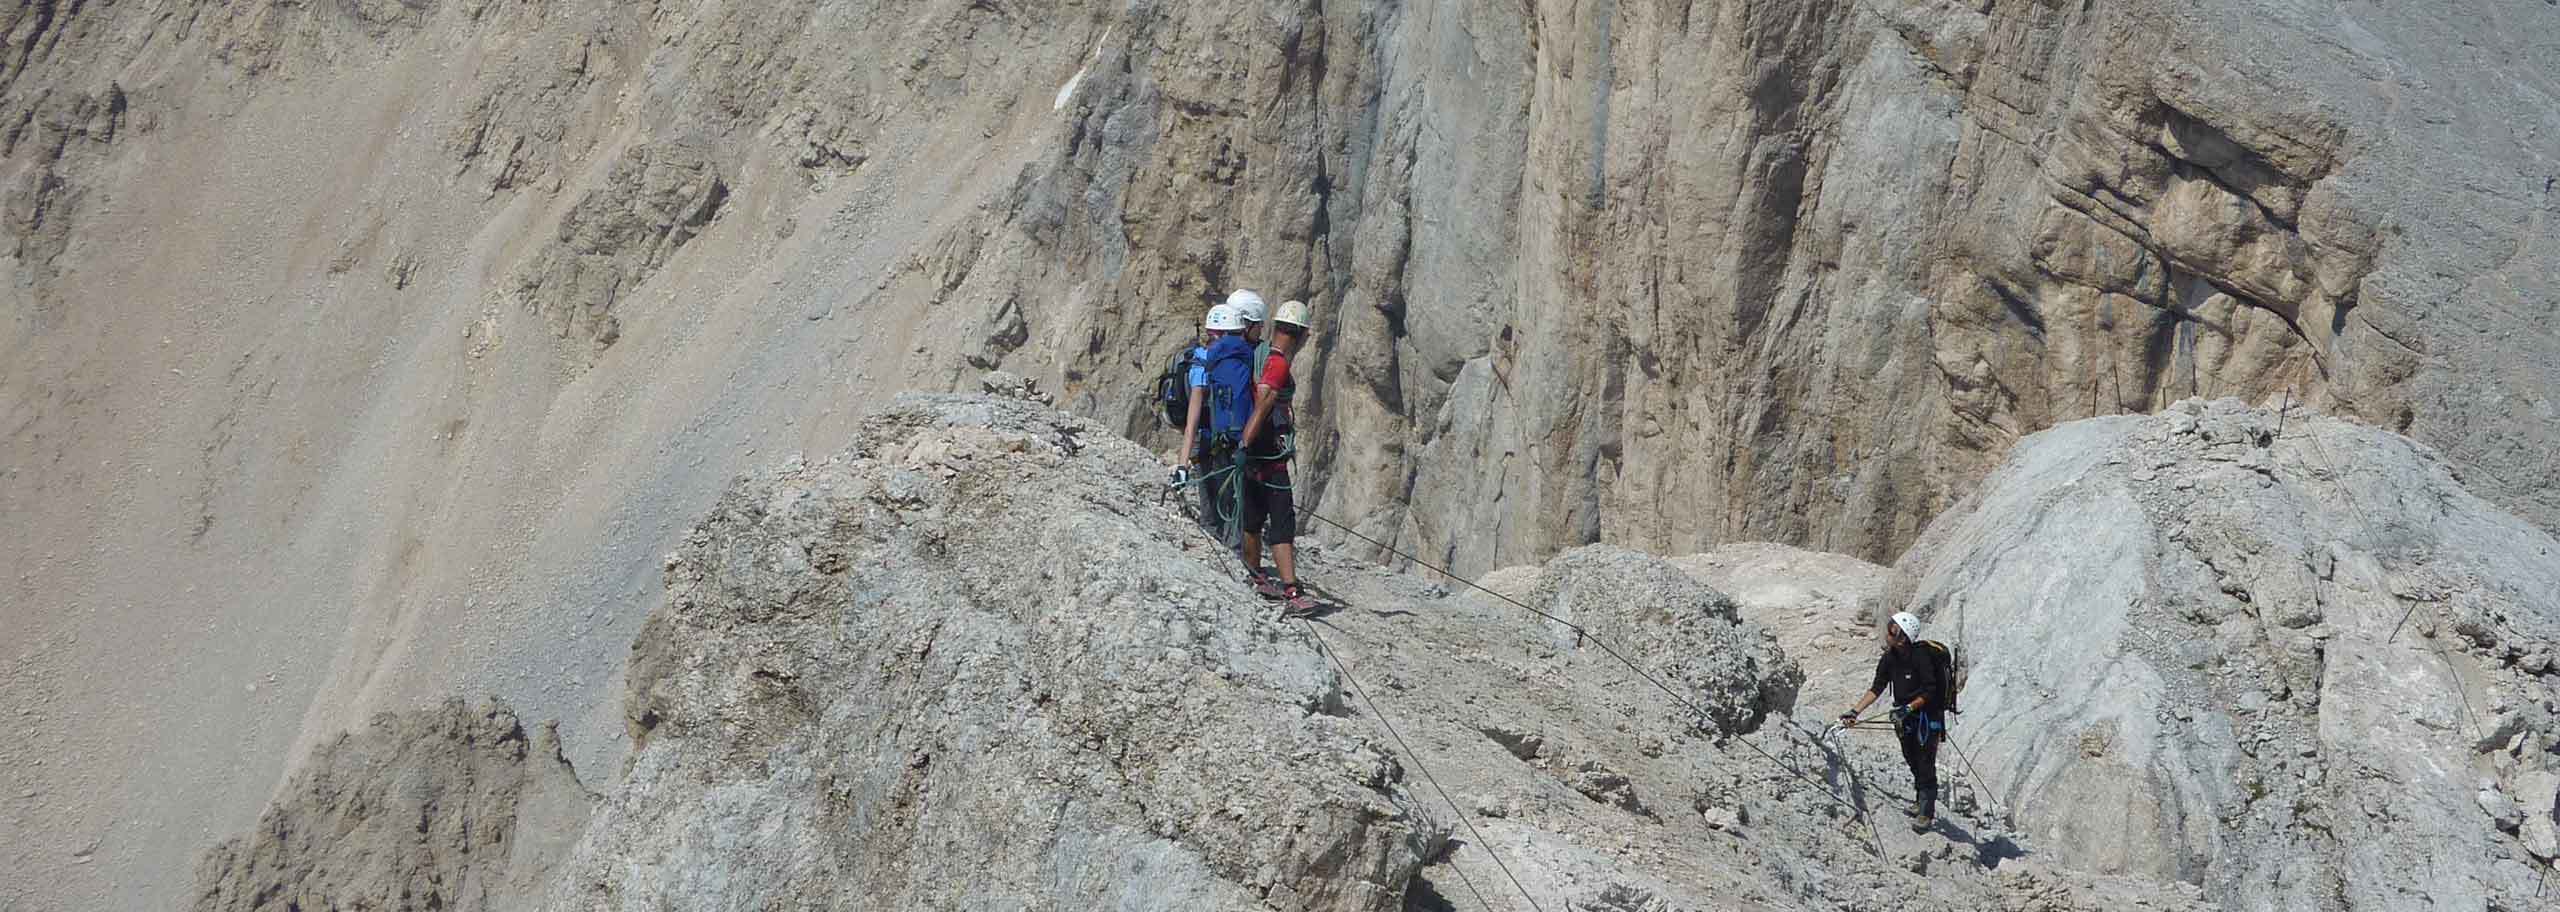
[1242,531,1264,577]
[1274,542,1297,585]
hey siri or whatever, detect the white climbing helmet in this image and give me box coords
[1226,289,1267,324]
[1890,611,1924,642]
[1273,299,1312,329]
[1203,303,1245,331]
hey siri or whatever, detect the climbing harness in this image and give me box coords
[1178,434,1296,548]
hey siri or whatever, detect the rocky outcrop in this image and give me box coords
[536,393,1441,911]
[178,393,2238,912]
[514,140,731,349]
[1521,544,1803,738]
[4,2,2556,909]
[1890,398,2560,910]
[187,699,595,912]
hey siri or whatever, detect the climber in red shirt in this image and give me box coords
[1236,299,1315,616]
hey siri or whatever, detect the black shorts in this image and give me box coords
[1237,468,1296,544]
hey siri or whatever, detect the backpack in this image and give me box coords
[1918,640,1964,714]
[1202,335,1258,441]
[1152,344,1202,429]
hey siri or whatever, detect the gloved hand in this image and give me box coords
[1838,711,1858,725]
[1233,447,1254,469]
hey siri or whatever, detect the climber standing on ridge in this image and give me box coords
[1179,303,1247,531]
[1235,299,1316,616]
[1840,612,1954,832]
[1196,288,1265,544]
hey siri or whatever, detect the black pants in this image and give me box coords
[1198,468,1228,535]
[1898,711,1940,799]
[1238,467,1296,544]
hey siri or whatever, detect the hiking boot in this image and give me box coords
[1280,583,1318,617]
[1909,790,1936,832]
[1253,573,1287,600]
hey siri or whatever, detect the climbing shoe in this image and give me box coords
[1253,572,1288,600]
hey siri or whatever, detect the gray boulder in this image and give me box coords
[1891,399,2560,910]
[1523,544,1803,739]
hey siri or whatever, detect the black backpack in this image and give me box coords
[1918,640,1964,713]
[1153,344,1200,429]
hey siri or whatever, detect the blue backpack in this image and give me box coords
[1202,334,1258,441]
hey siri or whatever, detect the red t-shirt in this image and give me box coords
[1248,352,1294,476]
[1258,352,1292,394]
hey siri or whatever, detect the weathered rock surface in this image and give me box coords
[1890,398,2560,910]
[188,393,2242,912]
[1167,534,2215,912]
[535,393,1440,911]
[4,1,2556,908]
[1521,544,1804,738]
[187,699,595,912]
[985,0,2560,574]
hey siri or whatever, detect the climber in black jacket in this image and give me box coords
[1840,611,1954,831]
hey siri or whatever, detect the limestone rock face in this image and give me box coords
[993,0,2560,573]
[187,699,596,912]
[534,394,1440,911]
[1889,399,2560,911]
[4,2,2557,908]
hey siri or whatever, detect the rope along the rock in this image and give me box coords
[1295,507,1891,858]
[1187,438,1296,545]
[2276,402,2485,739]
[1299,618,1548,912]
[2273,395,2414,638]
[1944,733,2015,829]
[1812,717,1896,859]
[1169,502,1538,910]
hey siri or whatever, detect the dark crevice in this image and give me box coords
[2138,306,2182,405]
[1987,277,2047,339]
